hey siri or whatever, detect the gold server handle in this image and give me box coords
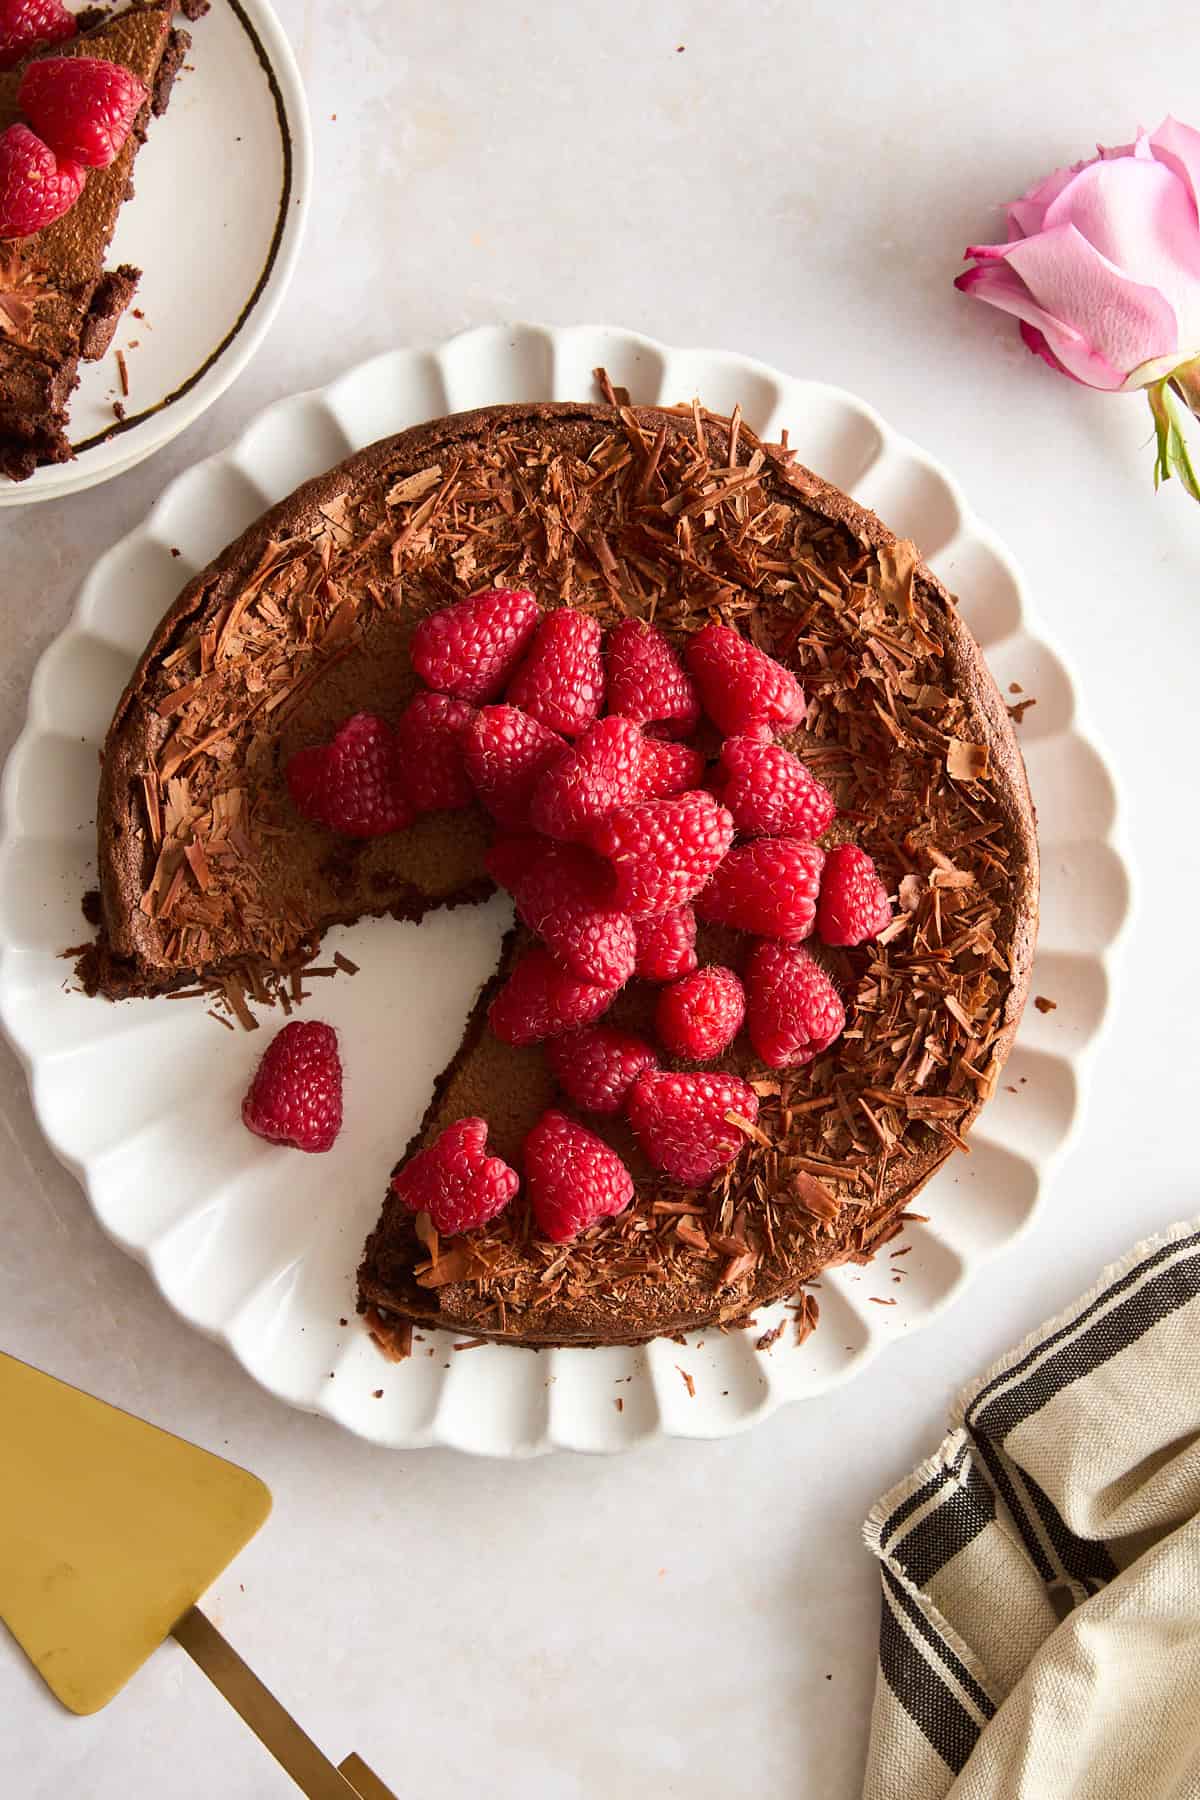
[171,1607,397,1800]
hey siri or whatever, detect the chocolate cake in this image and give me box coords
[86,397,1039,1348]
[0,1,199,483]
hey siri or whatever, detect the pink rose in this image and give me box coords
[956,118,1200,501]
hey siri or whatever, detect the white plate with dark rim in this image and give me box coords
[0,0,311,507]
[0,323,1132,1454]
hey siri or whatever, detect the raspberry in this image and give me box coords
[817,843,893,946]
[685,621,805,739]
[524,1111,635,1243]
[529,714,644,841]
[462,704,566,830]
[488,946,618,1046]
[286,712,412,839]
[636,736,705,800]
[695,838,824,940]
[0,122,83,238]
[486,835,636,988]
[0,0,75,72]
[626,1070,759,1185]
[589,791,734,917]
[390,1117,519,1236]
[632,905,698,982]
[410,586,539,704]
[605,618,699,738]
[393,691,476,813]
[18,55,145,168]
[241,1021,342,1154]
[545,1024,658,1116]
[714,736,836,840]
[745,940,845,1068]
[655,965,745,1061]
[505,609,605,738]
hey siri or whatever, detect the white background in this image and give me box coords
[2,2,1197,1795]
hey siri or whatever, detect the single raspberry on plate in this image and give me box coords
[393,691,476,813]
[410,586,539,704]
[626,1069,760,1185]
[286,712,413,839]
[488,946,618,1046]
[817,843,892,946]
[714,736,836,839]
[0,122,84,238]
[505,609,605,738]
[18,55,145,168]
[635,736,705,800]
[486,835,635,987]
[655,964,746,1061]
[390,1116,519,1236]
[745,939,845,1068]
[463,704,566,830]
[589,790,734,917]
[241,1020,342,1154]
[695,837,824,940]
[529,714,644,841]
[632,904,698,982]
[605,617,699,738]
[0,0,76,72]
[524,1110,635,1243]
[685,621,805,739]
[546,1024,658,1116]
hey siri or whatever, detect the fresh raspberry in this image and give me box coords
[462,705,566,830]
[505,609,605,738]
[524,1111,634,1243]
[410,586,539,704]
[0,0,75,72]
[817,843,893,946]
[745,940,845,1068]
[636,736,705,800]
[529,714,644,841]
[626,1070,760,1185]
[0,122,83,238]
[589,791,734,917]
[393,691,476,813]
[286,712,413,839]
[241,1021,342,1154]
[390,1116,519,1236]
[545,1024,658,1116]
[632,905,698,982]
[695,838,824,940]
[488,946,618,1046]
[486,835,636,988]
[655,965,746,1062]
[18,56,145,168]
[605,618,699,738]
[685,621,805,739]
[714,736,836,839]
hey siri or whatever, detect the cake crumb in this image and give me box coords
[1034,995,1057,1013]
[614,1397,623,1412]
[372,1388,383,1399]
[170,547,182,558]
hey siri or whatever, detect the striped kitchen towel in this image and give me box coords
[862,1216,1200,1800]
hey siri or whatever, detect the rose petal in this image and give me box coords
[1001,223,1181,386]
[954,254,1129,388]
[1041,153,1200,346]
[1006,158,1090,241]
[1148,115,1200,222]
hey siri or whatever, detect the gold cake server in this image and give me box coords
[0,1351,396,1799]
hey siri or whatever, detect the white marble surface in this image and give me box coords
[2,2,1197,1795]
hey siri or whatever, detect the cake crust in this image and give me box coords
[88,398,1039,1348]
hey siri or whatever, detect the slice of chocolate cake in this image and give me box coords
[0,2,198,483]
[86,399,1039,1348]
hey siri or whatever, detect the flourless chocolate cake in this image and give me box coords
[0,1,201,483]
[85,397,1039,1348]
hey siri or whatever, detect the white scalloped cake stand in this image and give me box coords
[0,324,1131,1455]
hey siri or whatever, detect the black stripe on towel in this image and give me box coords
[878,1568,993,1776]
[891,1457,997,1588]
